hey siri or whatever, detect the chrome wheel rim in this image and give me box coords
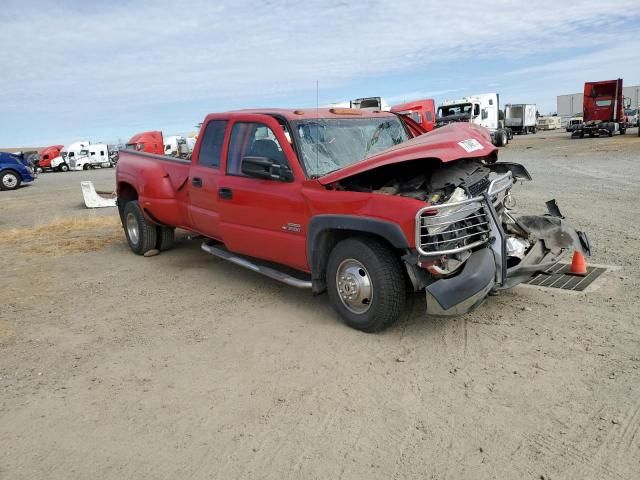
[336,259,373,314]
[126,212,140,245]
[2,174,17,188]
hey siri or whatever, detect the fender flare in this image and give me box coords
[307,215,410,293]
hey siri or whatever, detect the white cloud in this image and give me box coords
[1,0,639,144]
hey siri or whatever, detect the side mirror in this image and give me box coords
[241,156,293,182]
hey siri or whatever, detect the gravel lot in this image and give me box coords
[2,129,640,479]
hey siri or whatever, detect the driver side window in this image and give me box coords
[226,122,288,176]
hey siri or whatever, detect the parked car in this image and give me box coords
[0,151,36,190]
[116,108,589,332]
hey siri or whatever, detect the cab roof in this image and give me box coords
[221,108,397,121]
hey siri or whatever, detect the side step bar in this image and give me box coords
[201,242,312,289]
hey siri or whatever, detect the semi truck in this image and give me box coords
[390,99,436,132]
[572,79,631,138]
[115,107,589,332]
[69,144,113,170]
[126,131,192,158]
[350,97,390,111]
[435,93,512,147]
[35,144,64,172]
[50,141,90,171]
[504,104,537,135]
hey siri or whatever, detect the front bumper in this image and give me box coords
[422,198,589,317]
[425,248,495,316]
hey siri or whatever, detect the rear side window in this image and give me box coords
[198,120,227,168]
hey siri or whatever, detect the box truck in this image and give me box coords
[504,104,537,134]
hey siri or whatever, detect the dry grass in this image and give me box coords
[0,215,123,257]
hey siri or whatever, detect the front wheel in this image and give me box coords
[123,201,158,255]
[59,163,69,172]
[0,170,21,190]
[327,238,406,332]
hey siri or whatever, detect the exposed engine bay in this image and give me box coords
[332,158,590,293]
[334,158,491,204]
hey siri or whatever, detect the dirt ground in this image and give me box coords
[2,129,640,479]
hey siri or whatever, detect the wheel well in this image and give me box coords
[117,182,138,220]
[311,229,407,294]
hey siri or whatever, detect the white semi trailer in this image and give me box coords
[436,93,512,146]
[504,104,537,135]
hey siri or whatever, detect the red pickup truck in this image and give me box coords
[116,108,590,332]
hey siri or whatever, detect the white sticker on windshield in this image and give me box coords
[458,138,484,153]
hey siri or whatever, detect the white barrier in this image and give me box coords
[81,181,117,208]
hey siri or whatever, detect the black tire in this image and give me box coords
[326,237,406,332]
[620,127,626,135]
[59,163,69,172]
[532,127,537,134]
[83,164,90,170]
[0,169,21,191]
[607,125,613,137]
[123,201,157,255]
[494,131,506,147]
[156,226,175,251]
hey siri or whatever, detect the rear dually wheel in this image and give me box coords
[123,201,157,255]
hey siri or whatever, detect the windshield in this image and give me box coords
[291,117,408,177]
[437,103,472,118]
[79,149,89,156]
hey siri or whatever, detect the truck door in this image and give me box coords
[216,114,309,272]
[188,119,228,240]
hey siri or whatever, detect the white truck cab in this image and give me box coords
[51,141,90,172]
[436,93,511,146]
[70,144,112,170]
[163,135,190,158]
[350,97,391,111]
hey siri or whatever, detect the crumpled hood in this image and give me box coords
[318,122,496,185]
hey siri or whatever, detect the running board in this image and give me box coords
[201,242,312,289]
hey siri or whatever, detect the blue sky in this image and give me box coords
[1,0,639,147]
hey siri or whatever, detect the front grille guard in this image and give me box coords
[415,172,513,257]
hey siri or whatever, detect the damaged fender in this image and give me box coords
[515,215,590,256]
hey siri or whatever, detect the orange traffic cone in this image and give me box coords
[569,250,588,276]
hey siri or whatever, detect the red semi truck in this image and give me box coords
[390,99,436,132]
[35,144,64,172]
[126,131,164,154]
[572,79,631,137]
[116,108,589,332]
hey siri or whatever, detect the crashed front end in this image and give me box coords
[411,165,590,316]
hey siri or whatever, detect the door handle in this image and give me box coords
[192,177,202,188]
[218,187,233,200]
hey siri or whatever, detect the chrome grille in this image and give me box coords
[417,199,491,255]
[415,172,513,256]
